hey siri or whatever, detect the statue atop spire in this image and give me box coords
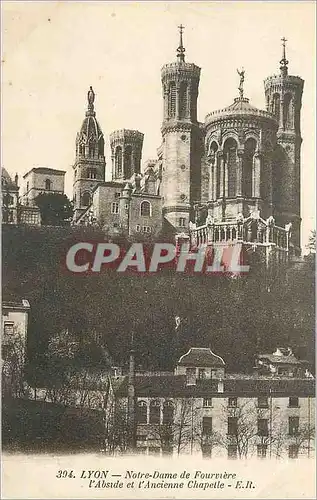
[237,67,245,98]
[280,37,289,77]
[176,24,185,63]
[87,86,95,114]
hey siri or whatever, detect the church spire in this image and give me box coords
[280,37,289,77]
[176,24,185,63]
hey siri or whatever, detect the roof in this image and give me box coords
[114,375,315,398]
[79,114,103,141]
[258,354,309,365]
[205,97,277,125]
[178,347,225,367]
[2,299,30,311]
[23,167,66,178]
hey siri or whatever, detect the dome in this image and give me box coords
[79,114,103,141]
[205,97,277,127]
[1,168,18,190]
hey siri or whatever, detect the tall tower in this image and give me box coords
[161,25,202,230]
[264,38,304,253]
[110,129,144,182]
[73,87,106,221]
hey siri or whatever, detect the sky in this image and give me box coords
[2,1,316,249]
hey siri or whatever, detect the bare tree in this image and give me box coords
[2,326,30,399]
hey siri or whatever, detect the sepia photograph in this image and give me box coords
[1,1,316,498]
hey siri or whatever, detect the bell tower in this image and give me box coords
[161,25,202,231]
[264,38,304,253]
[73,87,106,222]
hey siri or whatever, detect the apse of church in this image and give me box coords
[71,30,303,256]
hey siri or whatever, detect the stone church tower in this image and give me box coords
[110,129,144,182]
[160,26,203,230]
[264,39,304,253]
[72,87,106,221]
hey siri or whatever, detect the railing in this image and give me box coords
[189,219,290,252]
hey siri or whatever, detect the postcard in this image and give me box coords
[2,1,316,498]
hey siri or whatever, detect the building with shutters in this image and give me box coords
[108,347,315,459]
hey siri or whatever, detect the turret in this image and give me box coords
[110,129,144,182]
[264,38,304,253]
[160,25,202,231]
[72,87,106,222]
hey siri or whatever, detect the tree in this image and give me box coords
[34,193,73,226]
[306,229,316,254]
[2,326,31,399]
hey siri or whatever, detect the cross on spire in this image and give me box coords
[176,24,185,62]
[280,36,289,76]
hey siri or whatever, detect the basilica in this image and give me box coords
[72,29,303,262]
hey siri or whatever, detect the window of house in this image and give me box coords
[137,446,147,455]
[198,369,206,380]
[45,179,51,190]
[228,417,237,436]
[202,417,213,436]
[289,417,299,436]
[202,444,212,458]
[203,398,212,407]
[257,444,268,459]
[289,397,299,408]
[115,192,121,199]
[288,444,299,459]
[148,446,160,456]
[257,396,269,408]
[179,217,186,227]
[113,223,119,228]
[162,445,173,456]
[149,400,161,424]
[137,401,147,424]
[257,419,269,436]
[228,397,237,408]
[111,202,119,214]
[162,401,174,424]
[136,225,141,232]
[142,226,151,233]
[140,201,152,217]
[4,322,14,335]
[227,444,237,459]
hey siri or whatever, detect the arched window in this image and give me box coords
[140,200,152,217]
[272,93,280,122]
[82,191,91,207]
[45,179,51,190]
[209,141,219,199]
[168,82,176,118]
[124,145,132,179]
[137,401,147,424]
[149,400,161,424]
[283,93,293,129]
[224,138,237,198]
[115,146,122,177]
[243,138,256,198]
[163,401,174,424]
[179,82,187,119]
[98,136,104,157]
[79,143,85,156]
[88,140,95,157]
